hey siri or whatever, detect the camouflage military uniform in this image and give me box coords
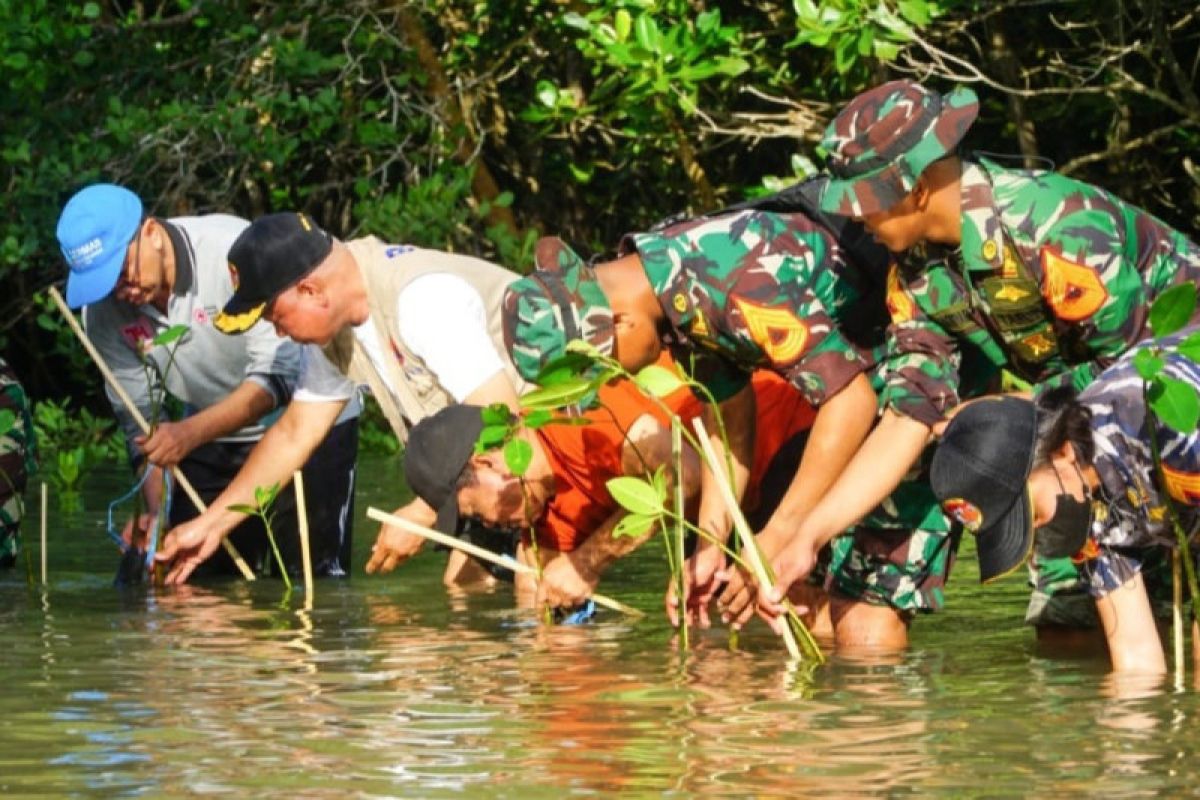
[881,158,1200,426]
[0,357,35,568]
[508,211,959,613]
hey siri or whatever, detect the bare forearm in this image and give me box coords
[797,408,931,548]
[764,371,877,534]
[177,381,276,446]
[200,399,346,534]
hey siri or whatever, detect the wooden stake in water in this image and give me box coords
[40,482,47,585]
[48,286,255,580]
[1173,549,1184,688]
[366,506,643,618]
[294,470,314,603]
[691,417,802,661]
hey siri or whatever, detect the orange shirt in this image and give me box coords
[533,358,815,552]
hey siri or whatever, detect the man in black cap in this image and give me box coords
[156,212,530,584]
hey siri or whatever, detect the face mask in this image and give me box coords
[1034,463,1093,559]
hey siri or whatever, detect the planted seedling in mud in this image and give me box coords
[515,340,823,663]
[1130,284,1200,658]
[115,323,191,584]
[228,482,292,591]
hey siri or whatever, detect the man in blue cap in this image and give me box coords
[56,184,360,579]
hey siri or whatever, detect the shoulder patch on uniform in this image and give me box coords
[1040,246,1108,321]
[885,263,916,324]
[1161,464,1200,505]
[732,297,809,364]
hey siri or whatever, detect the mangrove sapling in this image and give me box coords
[47,286,255,579]
[521,342,822,661]
[1130,284,1200,678]
[228,483,292,591]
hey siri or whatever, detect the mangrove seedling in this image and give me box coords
[228,482,292,590]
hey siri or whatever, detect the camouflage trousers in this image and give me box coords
[826,478,959,614]
[0,361,33,568]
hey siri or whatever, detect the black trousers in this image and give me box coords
[169,418,359,579]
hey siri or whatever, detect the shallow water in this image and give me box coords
[3,455,1200,797]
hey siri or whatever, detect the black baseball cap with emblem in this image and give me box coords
[403,404,488,536]
[930,396,1039,583]
[215,212,333,334]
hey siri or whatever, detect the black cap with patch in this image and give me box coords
[215,212,332,334]
[403,405,487,535]
[931,396,1038,583]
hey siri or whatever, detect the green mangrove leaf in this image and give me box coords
[476,423,508,453]
[520,378,595,411]
[614,9,632,41]
[534,351,595,387]
[1177,331,1200,363]
[607,475,666,516]
[564,339,603,360]
[481,402,511,427]
[1149,284,1197,338]
[1132,348,1165,381]
[227,503,257,516]
[1149,376,1200,433]
[503,437,533,477]
[254,482,280,509]
[612,512,657,539]
[524,409,553,429]
[634,15,660,53]
[634,363,686,398]
[152,324,189,347]
[0,409,15,438]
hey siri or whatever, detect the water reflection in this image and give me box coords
[5,457,1200,796]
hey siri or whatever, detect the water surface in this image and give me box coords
[3,456,1198,797]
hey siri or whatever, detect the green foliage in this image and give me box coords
[791,0,951,77]
[229,481,291,589]
[1149,284,1197,339]
[32,397,123,512]
[1138,287,1200,433]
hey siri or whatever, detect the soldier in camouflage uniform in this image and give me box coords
[0,357,35,568]
[505,209,957,647]
[931,329,1200,672]
[751,79,1200,636]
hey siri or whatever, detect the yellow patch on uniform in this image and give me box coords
[1040,246,1108,321]
[690,309,710,338]
[1002,244,1021,279]
[994,283,1030,302]
[885,264,916,324]
[1161,464,1200,505]
[1022,332,1055,358]
[733,297,810,364]
[981,240,999,262]
[672,293,688,313]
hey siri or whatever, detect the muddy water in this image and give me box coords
[2,455,1198,797]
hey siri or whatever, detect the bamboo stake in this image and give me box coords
[40,482,47,584]
[366,506,643,618]
[691,417,803,660]
[294,469,314,603]
[1174,549,1184,688]
[48,287,255,580]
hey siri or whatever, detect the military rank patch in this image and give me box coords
[1040,246,1108,321]
[1161,464,1200,505]
[732,297,809,364]
[886,263,916,324]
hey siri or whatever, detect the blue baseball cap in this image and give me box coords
[56,184,144,309]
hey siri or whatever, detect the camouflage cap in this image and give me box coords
[819,80,979,217]
[503,236,615,383]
